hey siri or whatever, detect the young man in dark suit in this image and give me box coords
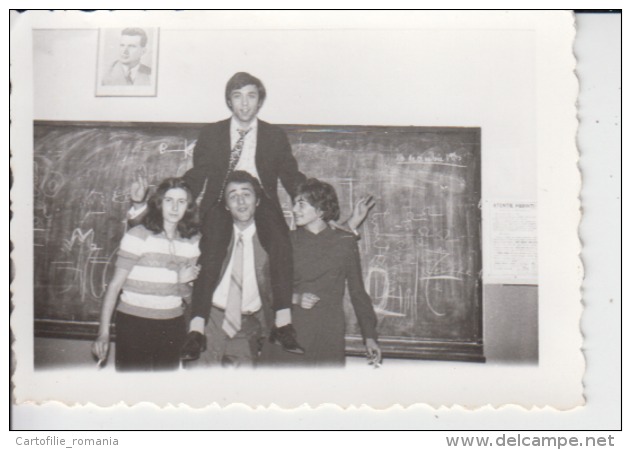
[184,171,276,367]
[179,72,307,359]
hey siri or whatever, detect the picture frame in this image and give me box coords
[95,27,159,97]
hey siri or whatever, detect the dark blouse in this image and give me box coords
[282,226,378,365]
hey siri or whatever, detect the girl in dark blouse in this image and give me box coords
[267,178,381,366]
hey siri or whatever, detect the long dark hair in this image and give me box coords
[143,178,199,238]
[294,178,340,222]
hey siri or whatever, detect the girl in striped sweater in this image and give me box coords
[92,178,201,371]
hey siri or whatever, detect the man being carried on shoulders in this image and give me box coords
[129,72,373,362]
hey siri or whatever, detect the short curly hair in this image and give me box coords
[294,178,340,222]
[221,170,263,206]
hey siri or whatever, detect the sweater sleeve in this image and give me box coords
[115,226,148,271]
[177,234,201,300]
[344,235,378,341]
[178,282,193,300]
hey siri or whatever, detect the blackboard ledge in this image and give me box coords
[345,336,485,363]
[35,321,485,363]
[35,319,100,340]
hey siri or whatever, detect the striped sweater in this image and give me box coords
[115,225,201,320]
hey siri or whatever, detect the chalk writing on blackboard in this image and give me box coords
[33,122,483,361]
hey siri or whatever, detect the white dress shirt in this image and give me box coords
[127,64,141,83]
[212,222,262,313]
[188,220,291,333]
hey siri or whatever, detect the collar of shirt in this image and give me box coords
[230,117,258,146]
[126,63,140,82]
[233,221,257,241]
[209,221,261,313]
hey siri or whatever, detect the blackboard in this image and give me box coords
[33,121,483,361]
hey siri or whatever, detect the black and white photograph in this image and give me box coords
[95,27,159,96]
[10,9,612,428]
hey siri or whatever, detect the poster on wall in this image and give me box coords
[95,27,159,97]
[484,199,538,284]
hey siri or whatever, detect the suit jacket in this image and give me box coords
[183,119,307,218]
[217,231,274,333]
[102,61,151,86]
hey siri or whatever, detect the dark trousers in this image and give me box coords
[114,311,185,372]
[191,195,292,321]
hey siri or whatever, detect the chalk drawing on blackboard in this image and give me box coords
[33,122,483,361]
[34,156,66,198]
[79,191,106,226]
[50,227,118,303]
[158,139,194,158]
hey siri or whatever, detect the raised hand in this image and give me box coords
[130,167,149,204]
[348,195,376,231]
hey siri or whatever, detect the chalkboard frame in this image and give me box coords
[33,120,484,363]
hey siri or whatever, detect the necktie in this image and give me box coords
[217,128,251,202]
[222,233,244,338]
[229,129,250,171]
[125,69,133,84]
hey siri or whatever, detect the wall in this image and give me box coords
[32,25,536,200]
[28,13,539,363]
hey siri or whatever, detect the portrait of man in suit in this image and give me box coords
[96,27,158,96]
[102,28,151,86]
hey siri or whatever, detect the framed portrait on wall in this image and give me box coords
[95,27,159,97]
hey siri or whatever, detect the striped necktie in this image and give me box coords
[217,128,251,202]
[222,233,244,338]
[229,129,250,170]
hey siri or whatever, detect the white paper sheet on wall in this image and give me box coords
[485,200,538,285]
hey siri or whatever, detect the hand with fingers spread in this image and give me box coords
[130,168,149,204]
[328,195,376,234]
[349,195,376,231]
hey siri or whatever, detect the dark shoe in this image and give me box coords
[180,331,207,361]
[269,324,305,355]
